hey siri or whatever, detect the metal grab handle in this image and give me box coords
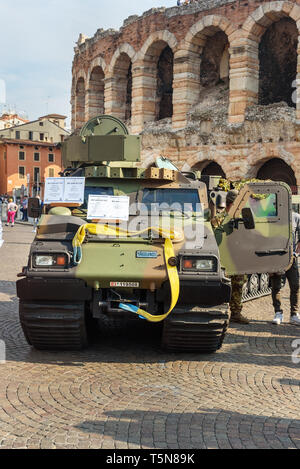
[255,249,288,256]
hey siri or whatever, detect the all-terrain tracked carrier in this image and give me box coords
[17,116,293,353]
[201,175,274,302]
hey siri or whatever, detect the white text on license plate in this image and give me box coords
[110,282,140,288]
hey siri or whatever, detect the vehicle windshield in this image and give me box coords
[141,188,201,214]
[82,186,114,209]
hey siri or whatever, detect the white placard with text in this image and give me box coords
[87,195,130,221]
[44,178,85,204]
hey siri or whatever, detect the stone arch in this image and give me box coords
[185,15,234,49]
[184,15,234,87]
[256,157,297,192]
[74,70,88,90]
[242,2,300,40]
[109,52,133,121]
[259,17,298,107]
[239,2,300,119]
[138,31,178,61]
[179,16,234,124]
[130,31,178,131]
[192,160,226,178]
[75,76,86,129]
[87,57,107,80]
[109,43,136,73]
[138,32,177,122]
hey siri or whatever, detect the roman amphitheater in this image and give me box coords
[71,0,300,192]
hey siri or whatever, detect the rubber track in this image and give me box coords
[19,301,88,351]
[161,307,229,353]
[243,287,271,303]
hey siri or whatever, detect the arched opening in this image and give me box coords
[259,18,297,108]
[257,158,297,193]
[75,77,86,129]
[193,161,226,179]
[113,53,132,121]
[88,66,105,118]
[157,46,174,120]
[200,31,229,88]
[187,27,230,118]
[141,39,174,123]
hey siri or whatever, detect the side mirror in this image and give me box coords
[242,207,255,230]
[28,198,42,218]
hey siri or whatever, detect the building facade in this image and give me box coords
[0,115,69,197]
[0,114,68,144]
[0,113,28,130]
[71,0,300,192]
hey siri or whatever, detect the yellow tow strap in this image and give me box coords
[72,224,181,323]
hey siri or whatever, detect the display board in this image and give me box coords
[44,178,85,205]
[87,195,130,221]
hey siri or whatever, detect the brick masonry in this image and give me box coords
[71,0,300,186]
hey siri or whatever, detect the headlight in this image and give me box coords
[33,254,68,268]
[182,257,217,272]
[35,255,54,266]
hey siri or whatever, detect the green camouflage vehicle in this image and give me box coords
[201,175,274,301]
[17,116,293,353]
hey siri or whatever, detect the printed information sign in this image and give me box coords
[44,178,85,204]
[87,195,130,221]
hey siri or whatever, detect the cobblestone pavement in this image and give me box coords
[0,224,299,450]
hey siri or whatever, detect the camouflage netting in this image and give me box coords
[218,178,271,200]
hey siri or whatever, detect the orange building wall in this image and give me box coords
[0,143,63,197]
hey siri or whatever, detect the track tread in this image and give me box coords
[161,306,229,353]
[19,301,88,351]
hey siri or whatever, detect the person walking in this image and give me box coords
[32,196,42,233]
[271,211,300,326]
[211,190,250,324]
[6,198,18,227]
[0,210,3,248]
[21,196,29,222]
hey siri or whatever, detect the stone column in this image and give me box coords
[70,92,76,131]
[85,89,91,122]
[131,59,157,134]
[104,75,127,120]
[75,93,86,130]
[172,45,201,130]
[228,36,259,124]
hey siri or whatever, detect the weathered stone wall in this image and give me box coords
[71,0,300,189]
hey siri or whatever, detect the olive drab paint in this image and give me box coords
[17,116,293,353]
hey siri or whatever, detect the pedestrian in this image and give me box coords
[177,0,181,5]
[6,198,18,227]
[0,210,3,248]
[32,196,42,233]
[271,211,300,326]
[211,190,250,324]
[21,196,29,222]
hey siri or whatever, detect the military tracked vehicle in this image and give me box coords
[201,175,273,302]
[17,116,293,353]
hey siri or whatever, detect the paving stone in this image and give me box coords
[0,224,299,449]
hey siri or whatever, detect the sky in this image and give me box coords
[0,0,176,128]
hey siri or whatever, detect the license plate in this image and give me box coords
[136,251,158,259]
[110,282,140,288]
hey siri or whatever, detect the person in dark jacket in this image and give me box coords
[271,212,300,326]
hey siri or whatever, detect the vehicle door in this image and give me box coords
[214,182,293,276]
